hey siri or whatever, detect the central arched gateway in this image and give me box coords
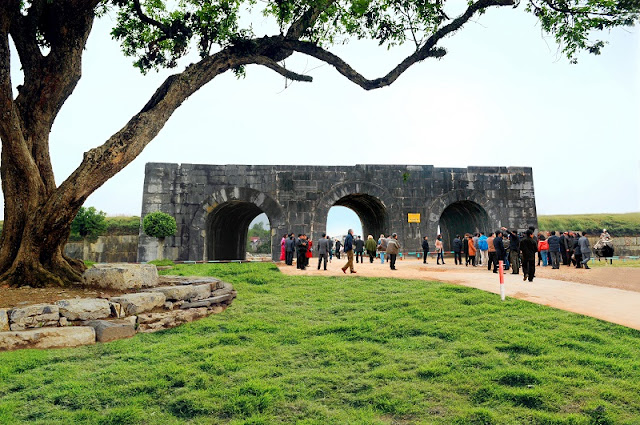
[332,193,389,239]
[311,181,399,244]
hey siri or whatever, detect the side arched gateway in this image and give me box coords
[194,187,285,261]
[426,190,500,251]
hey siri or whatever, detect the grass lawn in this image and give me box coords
[587,258,640,268]
[1,263,640,424]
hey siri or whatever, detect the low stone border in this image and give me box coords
[0,272,236,351]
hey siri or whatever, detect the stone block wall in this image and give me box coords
[65,235,139,263]
[138,163,539,262]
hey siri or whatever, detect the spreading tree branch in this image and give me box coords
[281,0,515,90]
[256,57,313,82]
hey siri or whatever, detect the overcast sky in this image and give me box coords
[4,4,639,232]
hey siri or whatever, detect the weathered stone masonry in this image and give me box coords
[137,164,538,262]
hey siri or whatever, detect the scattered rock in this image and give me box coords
[56,298,111,321]
[9,304,60,330]
[137,307,209,332]
[0,309,9,332]
[0,327,96,351]
[83,263,158,290]
[179,293,236,309]
[109,302,124,318]
[144,283,211,302]
[59,317,69,327]
[84,320,136,343]
[109,293,166,315]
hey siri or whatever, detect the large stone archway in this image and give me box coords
[138,164,537,261]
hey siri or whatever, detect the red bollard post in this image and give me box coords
[498,260,505,301]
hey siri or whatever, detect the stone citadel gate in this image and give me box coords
[137,164,538,262]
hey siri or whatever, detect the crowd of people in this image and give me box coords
[279,230,403,272]
[279,227,603,281]
[446,227,596,282]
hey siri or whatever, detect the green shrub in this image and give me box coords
[143,212,177,239]
[71,206,107,240]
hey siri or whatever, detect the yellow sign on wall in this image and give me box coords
[408,213,421,223]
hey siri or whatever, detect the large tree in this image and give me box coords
[0,0,637,287]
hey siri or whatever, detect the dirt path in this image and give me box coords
[278,258,640,331]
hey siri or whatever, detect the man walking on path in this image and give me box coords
[341,229,357,274]
[422,236,430,264]
[317,233,329,270]
[579,231,592,269]
[386,233,401,270]
[520,229,538,282]
[547,231,561,269]
[335,238,342,260]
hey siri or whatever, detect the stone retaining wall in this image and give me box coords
[65,235,139,263]
[0,270,236,351]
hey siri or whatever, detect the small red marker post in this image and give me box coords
[498,260,505,301]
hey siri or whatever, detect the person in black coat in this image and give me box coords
[285,234,296,265]
[452,235,463,265]
[493,231,506,273]
[520,229,538,282]
[354,236,365,263]
[422,236,430,264]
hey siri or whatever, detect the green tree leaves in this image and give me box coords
[71,207,108,240]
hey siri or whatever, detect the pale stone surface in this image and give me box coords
[56,298,111,321]
[109,302,124,318]
[109,292,166,315]
[59,317,69,326]
[83,263,158,290]
[85,320,136,343]
[9,304,59,330]
[0,309,9,331]
[0,327,96,351]
[137,307,209,332]
[180,293,235,309]
[211,281,234,297]
[144,283,211,301]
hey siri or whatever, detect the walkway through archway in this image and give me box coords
[330,193,389,241]
[439,201,490,251]
[206,201,266,261]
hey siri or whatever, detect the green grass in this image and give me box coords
[1,263,640,424]
[538,212,640,236]
[586,258,640,268]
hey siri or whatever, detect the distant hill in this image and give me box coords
[538,213,640,236]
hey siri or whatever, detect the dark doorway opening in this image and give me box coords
[206,201,270,260]
[439,201,490,251]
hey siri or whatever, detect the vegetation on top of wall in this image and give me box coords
[66,215,140,241]
[538,213,640,236]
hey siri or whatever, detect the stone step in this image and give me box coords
[179,293,236,309]
[0,327,96,351]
